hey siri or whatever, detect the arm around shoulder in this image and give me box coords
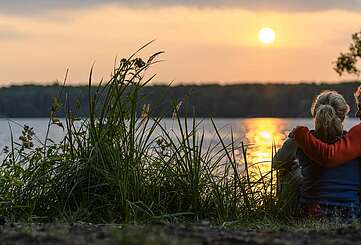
[293,124,361,167]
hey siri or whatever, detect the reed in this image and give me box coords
[0,45,290,223]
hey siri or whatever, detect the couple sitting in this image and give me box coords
[274,86,361,222]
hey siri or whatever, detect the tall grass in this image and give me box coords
[0,46,286,223]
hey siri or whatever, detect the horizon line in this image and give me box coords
[1,80,360,88]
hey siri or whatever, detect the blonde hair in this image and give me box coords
[311,90,350,143]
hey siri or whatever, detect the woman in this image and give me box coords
[292,85,361,167]
[274,90,360,221]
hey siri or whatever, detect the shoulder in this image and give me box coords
[349,123,361,134]
[295,129,315,159]
[282,137,296,147]
[275,137,297,157]
[273,137,298,169]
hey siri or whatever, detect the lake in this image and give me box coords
[0,117,359,171]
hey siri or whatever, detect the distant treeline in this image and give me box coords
[0,82,360,118]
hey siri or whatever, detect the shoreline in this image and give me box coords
[1,222,361,245]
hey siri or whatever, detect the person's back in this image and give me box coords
[301,92,360,220]
[275,90,361,221]
[297,138,360,207]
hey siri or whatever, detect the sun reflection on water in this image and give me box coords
[241,118,289,174]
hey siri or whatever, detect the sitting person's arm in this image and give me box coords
[273,137,298,170]
[292,123,361,167]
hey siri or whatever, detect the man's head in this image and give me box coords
[354,85,361,120]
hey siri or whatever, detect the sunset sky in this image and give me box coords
[0,1,360,85]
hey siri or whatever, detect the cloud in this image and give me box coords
[122,0,361,12]
[0,0,361,14]
[0,25,27,40]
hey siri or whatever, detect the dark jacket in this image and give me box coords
[297,131,360,207]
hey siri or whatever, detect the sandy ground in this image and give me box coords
[1,222,361,245]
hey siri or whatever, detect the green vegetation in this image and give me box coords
[0,45,287,224]
[334,30,361,76]
[0,82,360,118]
[0,30,359,225]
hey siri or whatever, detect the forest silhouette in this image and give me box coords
[0,82,359,118]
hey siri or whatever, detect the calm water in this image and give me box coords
[0,118,359,171]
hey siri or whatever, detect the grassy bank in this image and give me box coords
[0,46,286,224]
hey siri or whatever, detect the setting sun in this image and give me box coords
[258,27,276,44]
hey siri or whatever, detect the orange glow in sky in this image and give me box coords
[0,5,360,85]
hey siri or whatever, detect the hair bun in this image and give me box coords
[312,91,346,143]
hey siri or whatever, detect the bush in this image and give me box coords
[0,45,282,223]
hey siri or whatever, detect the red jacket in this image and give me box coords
[293,124,361,167]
